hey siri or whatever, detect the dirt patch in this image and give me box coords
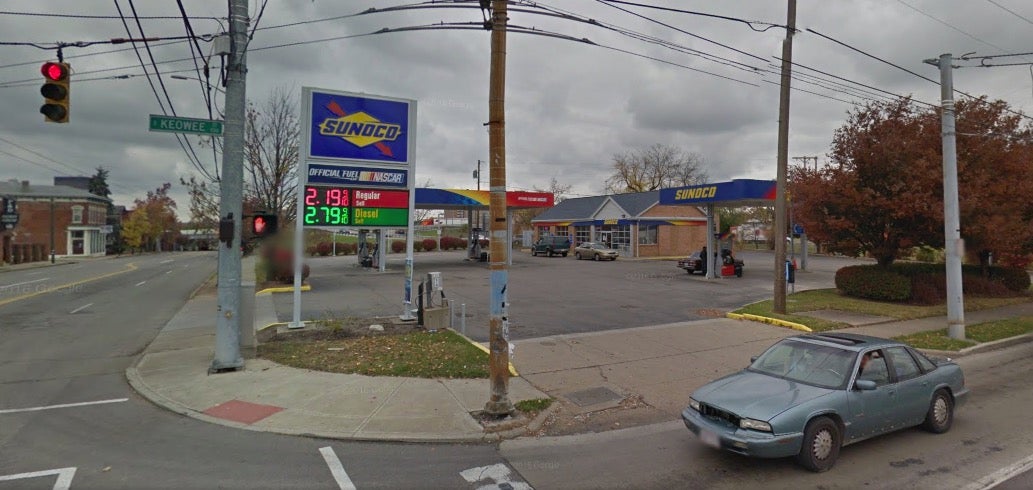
[527,394,674,437]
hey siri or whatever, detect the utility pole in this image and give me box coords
[773,0,797,314]
[211,0,248,372]
[484,0,513,416]
[928,53,966,340]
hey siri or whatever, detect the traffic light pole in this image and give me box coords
[211,0,248,372]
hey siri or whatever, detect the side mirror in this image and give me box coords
[854,379,877,391]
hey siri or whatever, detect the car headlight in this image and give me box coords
[739,418,772,432]
[688,398,701,412]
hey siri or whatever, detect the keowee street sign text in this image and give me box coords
[149,115,224,135]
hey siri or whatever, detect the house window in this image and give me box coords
[537,226,551,237]
[638,224,658,244]
[71,205,83,224]
[554,226,569,240]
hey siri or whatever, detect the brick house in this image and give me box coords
[0,179,112,264]
[530,191,715,258]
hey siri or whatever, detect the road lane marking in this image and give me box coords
[0,277,50,288]
[967,452,1033,490]
[160,259,174,264]
[0,467,76,490]
[0,398,128,414]
[0,263,137,308]
[319,447,357,490]
[135,281,146,286]
[69,303,93,314]
[27,271,45,275]
[460,463,533,489]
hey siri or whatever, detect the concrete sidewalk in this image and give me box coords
[127,280,1033,442]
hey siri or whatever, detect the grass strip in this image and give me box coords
[259,329,489,378]
[894,316,1033,351]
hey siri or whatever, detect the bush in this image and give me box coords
[264,246,311,284]
[991,266,1032,292]
[440,236,460,250]
[316,242,332,256]
[422,238,438,251]
[391,240,405,253]
[835,265,912,301]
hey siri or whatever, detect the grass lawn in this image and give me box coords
[735,289,1031,332]
[259,329,490,378]
[894,316,1033,351]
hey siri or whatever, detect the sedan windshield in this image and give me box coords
[748,340,855,389]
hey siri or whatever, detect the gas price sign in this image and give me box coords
[303,185,409,227]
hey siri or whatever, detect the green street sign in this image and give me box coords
[149,114,223,136]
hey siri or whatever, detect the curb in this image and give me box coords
[726,312,812,332]
[256,284,311,295]
[484,402,562,442]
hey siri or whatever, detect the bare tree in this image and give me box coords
[513,177,572,231]
[604,143,709,193]
[244,86,299,220]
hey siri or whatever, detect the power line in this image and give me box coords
[985,0,1033,26]
[596,0,786,33]
[0,9,217,20]
[807,28,940,86]
[0,136,133,193]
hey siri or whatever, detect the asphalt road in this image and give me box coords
[0,253,526,489]
[4,251,1030,489]
[271,249,868,341]
[500,340,1033,489]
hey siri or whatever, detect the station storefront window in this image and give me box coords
[610,225,631,254]
[573,226,591,246]
[554,226,569,240]
[638,224,657,244]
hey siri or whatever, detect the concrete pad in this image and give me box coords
[442,378,548,412]
[519,365,616,396]
[571,333,685,361]
[253,410,369,436]
[510,338,608,374]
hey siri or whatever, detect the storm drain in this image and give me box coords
[563,386,622,407]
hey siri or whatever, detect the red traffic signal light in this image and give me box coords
[251,213,278,238]
[40,61,70,123]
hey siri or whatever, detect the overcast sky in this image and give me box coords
[3,0,1033,217]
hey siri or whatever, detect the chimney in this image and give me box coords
[20,180,29,191]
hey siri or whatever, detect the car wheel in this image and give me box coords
[736,268,743,278]
[531,249,537,257]
[922,389,954,434]
[561,252,567,257]
[546,248,552,257]
[575,252,582,260]
[593,253,600,261]
[796,416,841,472]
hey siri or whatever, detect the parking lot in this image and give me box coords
[270,248,870,342]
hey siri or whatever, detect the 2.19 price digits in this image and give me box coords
[303,186,351,226]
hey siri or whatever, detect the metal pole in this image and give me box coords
[937,53,966,340]
[211,0,248,372]
[705,203,715,279]
[49,197,55,263]
[773,0,796,314]
[484,0,513,416]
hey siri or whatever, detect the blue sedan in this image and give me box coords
[682,333,968,472]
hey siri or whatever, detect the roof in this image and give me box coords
[795,333,899,351]
[531,191,659,222]
[0,180,111,202]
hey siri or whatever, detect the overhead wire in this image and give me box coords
[596,0,786,33]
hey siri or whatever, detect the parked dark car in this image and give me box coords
[531,236,570,257]
[682,333,968,472]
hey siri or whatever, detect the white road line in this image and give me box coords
[0,467,76,490]
[27,271,45,276]
[160,259,174,264]
[966,452,1033,490]
[135,281,146,286]
[0,398,128,414]
[319,447,357,490]
[69,303,93,314]
[1,277,50,288]
[165,270,173,275]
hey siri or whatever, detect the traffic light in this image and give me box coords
[251,213,278,238]
[40,61,70,123]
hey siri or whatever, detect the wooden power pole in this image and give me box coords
[484,0,513,416]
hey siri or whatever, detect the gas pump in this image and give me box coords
[468,227,483,260]
[357,229,373,267]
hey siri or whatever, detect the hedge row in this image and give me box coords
[835,263,1031,303]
